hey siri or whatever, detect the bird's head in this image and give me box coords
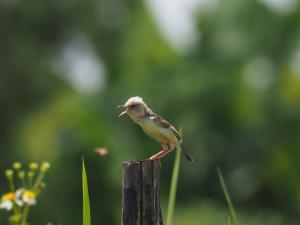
[118,96,148,120]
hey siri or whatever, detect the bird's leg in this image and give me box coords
[150,144,168,160]
[155,144,175,160]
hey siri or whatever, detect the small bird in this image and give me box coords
[118,96,193,162]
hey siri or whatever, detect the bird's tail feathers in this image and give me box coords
[179,142,193,162]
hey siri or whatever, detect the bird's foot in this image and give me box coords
[149,155,157,160]
[149,157,161,168]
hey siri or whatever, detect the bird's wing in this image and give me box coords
[148,113,181,141]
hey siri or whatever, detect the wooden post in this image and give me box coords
[122,160,163,225]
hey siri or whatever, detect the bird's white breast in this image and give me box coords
[138,118,179,145]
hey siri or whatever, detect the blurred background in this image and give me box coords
[1,0,300,224]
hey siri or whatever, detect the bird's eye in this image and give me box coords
[131,104,136,108]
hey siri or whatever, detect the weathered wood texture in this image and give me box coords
[122,160,163,225]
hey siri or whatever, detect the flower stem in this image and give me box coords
[20,205,30,225]
[32,173,44,192]
[28,176,33,189]
[8,177,15,192]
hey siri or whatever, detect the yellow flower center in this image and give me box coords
[2,192,15,201]
[24,191,36,199]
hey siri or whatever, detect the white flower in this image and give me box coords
[0,192,15,211]
[15,189,36,206]
[15,189,25,206]
[0,200,13,211]
[22,191,36,205]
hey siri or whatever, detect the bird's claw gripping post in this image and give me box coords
[150,144,168,160]
[149,144,168,168]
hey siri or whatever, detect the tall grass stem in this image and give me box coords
[217,167,239,225]
[166,129,183,225]
[82,158,91,225]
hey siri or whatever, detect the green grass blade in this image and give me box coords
[227,216,231,225]
[82,158,91,225]
[217,167,239,225]
[166,128,183,225]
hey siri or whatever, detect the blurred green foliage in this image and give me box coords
[1,0,300,224]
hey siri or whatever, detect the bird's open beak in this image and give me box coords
[117,105,128,117]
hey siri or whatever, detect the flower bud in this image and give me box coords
[5,170,13,179]
[18,171,25,179]
[27,171,34,178]
[40,162,50,173]
[29,162,39,170]
[12,162,22,170]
